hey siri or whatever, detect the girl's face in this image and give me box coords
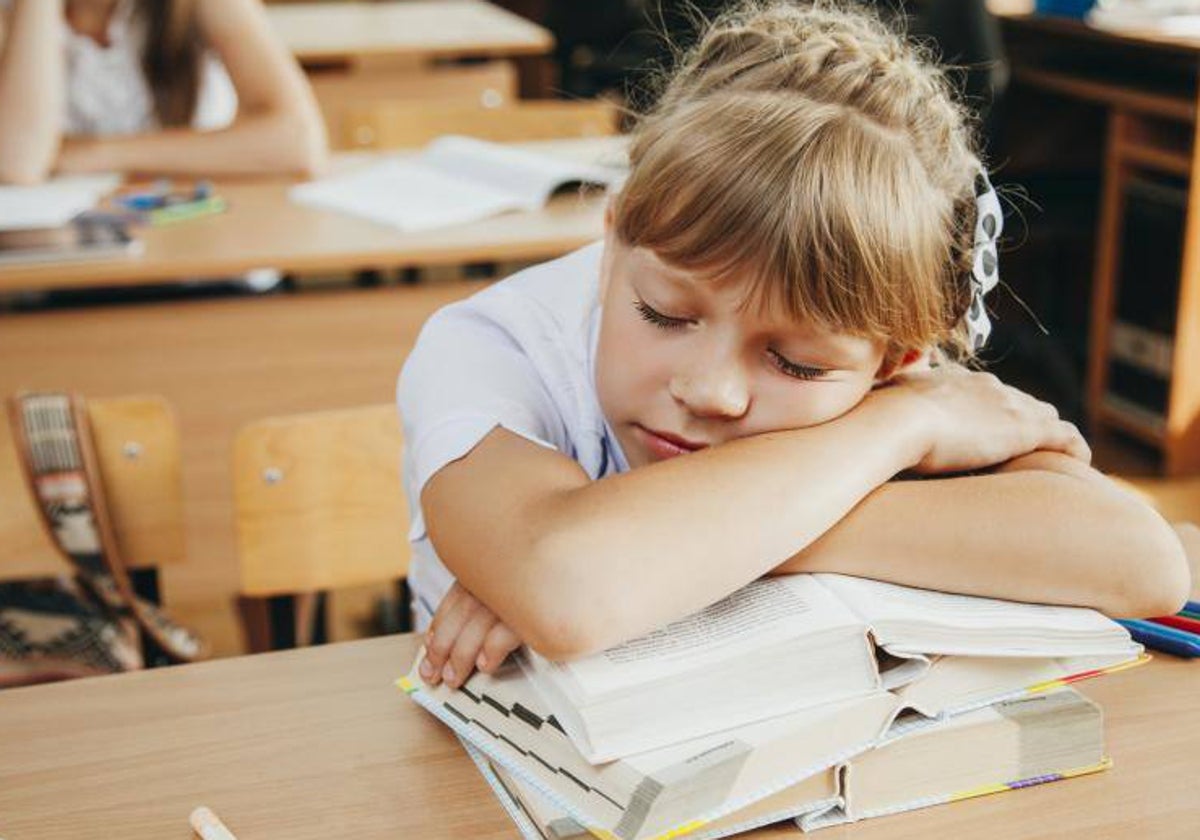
[595,232,890,468]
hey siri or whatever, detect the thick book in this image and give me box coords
[517,573,1140,761]
[464,688,1107,839]
[289,135,623,232]
[399,648,1140,840]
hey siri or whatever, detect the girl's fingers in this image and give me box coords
[476,622,523,673]
[421,586,475,684]
[442,609,498,690]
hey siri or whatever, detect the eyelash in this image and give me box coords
[634,298,690,330]
[768,350,828,381]
[634,299,829,382]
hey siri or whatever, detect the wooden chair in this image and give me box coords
[0,395,186,603]
[339,98,621,150]
[233,405,410,652]
[310,61,520,150]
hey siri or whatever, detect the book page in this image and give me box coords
[558,575,863,695]
[814,574,1126,645]
[423,135,621,210]
[290,158,524,232]
[0,174,121,231]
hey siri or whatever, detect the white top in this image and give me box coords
[396,242,629,630]
[1,0,237,135]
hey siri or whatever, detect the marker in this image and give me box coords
[1150,614,1200,636]
[147,196,227,226]
[1117,619,1200,658]
[190,806,239,840]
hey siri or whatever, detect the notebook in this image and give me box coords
[0,174,122,231]
[289,135,623,233]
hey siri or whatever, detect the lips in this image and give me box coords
[636,425,709,460]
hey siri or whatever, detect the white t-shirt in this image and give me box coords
[1,0,237,136]
[397,242,629,630]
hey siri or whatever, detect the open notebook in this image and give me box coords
[290,135,624,233]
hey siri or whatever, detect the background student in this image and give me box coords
[0,0,326,185]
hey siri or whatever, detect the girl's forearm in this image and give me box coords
[501,389,931,657]
[772,452,1190,618]
[56,109,327,179]
[0,0,64,183]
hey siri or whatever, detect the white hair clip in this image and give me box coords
[964,169,1003,351]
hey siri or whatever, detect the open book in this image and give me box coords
[464,688,1107,839]
[518,573,1140,761]
[400,653,1130,840]
[289,135,623,232]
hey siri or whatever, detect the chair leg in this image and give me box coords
[237,592,330,652]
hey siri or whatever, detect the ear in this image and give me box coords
[874,348,924,384]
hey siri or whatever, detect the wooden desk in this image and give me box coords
[997,11,1200,475]
[0,138,617,293]
[0,635,1195,839]
[266,0,555,64]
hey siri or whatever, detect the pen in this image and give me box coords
[1117,619,1200,658]
[1150,614,1200,636]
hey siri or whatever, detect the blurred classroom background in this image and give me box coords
[3,0,1200,662]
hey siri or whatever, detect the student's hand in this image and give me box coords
[874,366,1091,475]
[418,582,523,690]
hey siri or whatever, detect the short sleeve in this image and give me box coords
[397,299,569,520]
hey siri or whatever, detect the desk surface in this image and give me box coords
[991,0,1200,52]
[0,138,617,293]
[266,0,554,62]
[0,634,1196,840]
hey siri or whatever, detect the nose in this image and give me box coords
[669,352,751,420]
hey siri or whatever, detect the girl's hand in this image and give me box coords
[874,366,1091,475]
[418,582,523,690]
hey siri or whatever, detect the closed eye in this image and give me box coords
[634,298,690,330]
[769,349,828,381]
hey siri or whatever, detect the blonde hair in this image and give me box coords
[612,0,985,361]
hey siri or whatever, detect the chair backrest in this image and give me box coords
[339,98,621,150]
[233,405,409,598]
[0,395,185,580]
[312,61,520,150]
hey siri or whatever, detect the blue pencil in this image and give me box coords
[1118,619,1200,658]
[1185,600,1200,615]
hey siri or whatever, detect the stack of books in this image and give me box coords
[399,573,1146,839]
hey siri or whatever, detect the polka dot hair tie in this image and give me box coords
[964,169,1003,351]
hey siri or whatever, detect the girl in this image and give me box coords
[401,1,1190,691]
[0,0,326,184]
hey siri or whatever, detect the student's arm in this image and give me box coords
[0,0,65,184]
[771,449,1189,618]
[420,372,1110,665]
[55,0,327,178]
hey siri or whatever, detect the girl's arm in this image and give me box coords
[0,0,65,184]
[421,373,1108,663]
[56,0,327,178]
[772,450,1190,617]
